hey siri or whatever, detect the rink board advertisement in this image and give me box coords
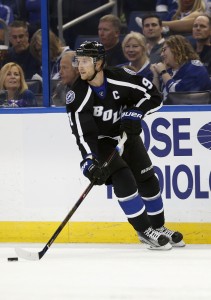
[0,108,210,243]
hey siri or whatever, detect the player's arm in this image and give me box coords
[67,108,99,159]
[66,85,99,159]
[67,105,109,186]
[120,73,162,136]
[127,74,163,117]
[162,11,202,33]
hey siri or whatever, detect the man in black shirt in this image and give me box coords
[192,14,211,75]
[3,20,41,79]
[66,41,185,250]
[98,14,127,66]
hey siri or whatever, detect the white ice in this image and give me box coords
[0,243,211,300]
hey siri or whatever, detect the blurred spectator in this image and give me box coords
[161,0,206,33]
[205,0,211,16]
[22,0,41,38]
[3,20,41,79]
[156,0,178,20]
[121,31,153,81]
[52,51,79,106]
[122,0,156,23]
[142,14,165,63]
[0,1,14,24]
[150,35,211,101]
[98,14,127,66]
[192,13,211,75]
[0,1,14,44]
[156,0,178,12]
[30,29,70,79]
[49,0,110,49]
[0,0,20,19]
[0,62,37,107]
[136,0,206,33]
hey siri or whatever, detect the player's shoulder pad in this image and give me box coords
[122,66,137,75]
[104,66,137,80]
[105,66,147,89]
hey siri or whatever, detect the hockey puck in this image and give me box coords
[7,257,18,261]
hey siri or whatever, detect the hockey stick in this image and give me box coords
[15,133,127,261]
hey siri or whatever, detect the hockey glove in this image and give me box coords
[80,158,109,185]
[121,108,143,136]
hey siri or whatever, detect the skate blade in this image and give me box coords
[148,242,172,251]
[171,240,186,247]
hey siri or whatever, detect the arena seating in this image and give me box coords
[166,91,211,105]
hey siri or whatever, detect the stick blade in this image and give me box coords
[15,247,40,261]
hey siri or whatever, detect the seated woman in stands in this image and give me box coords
[121,31,153,81]
[0,62,37,107]
[150,34,211,101]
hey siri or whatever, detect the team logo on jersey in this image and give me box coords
[66,90,75,104]
[191,60,203,67]
[123,67,136,75]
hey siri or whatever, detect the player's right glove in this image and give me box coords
[121,108,143,136]
[80,158,109,185]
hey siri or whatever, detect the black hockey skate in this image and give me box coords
[137,226,172,250]
[156,226,185,247]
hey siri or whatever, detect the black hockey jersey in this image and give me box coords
[66,67,162,159]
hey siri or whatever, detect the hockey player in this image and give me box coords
[66,41,185,250]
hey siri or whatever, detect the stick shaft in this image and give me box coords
[37,133,127,259]
[40,181,94,258]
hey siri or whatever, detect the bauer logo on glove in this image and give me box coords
[121,108,143,136]
[121,110,143,120]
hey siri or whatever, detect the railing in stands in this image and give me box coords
[0,18,9,46]
[57,0,118,43]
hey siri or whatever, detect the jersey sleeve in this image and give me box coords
[66,85,99,159]
[121,68,163,117]
[164,61,211,93]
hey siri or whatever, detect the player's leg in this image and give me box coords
[138,175,185,247]
[123,137,185,247]
[98,137,171,249]
[111,167,172,250]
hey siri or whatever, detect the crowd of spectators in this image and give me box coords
[0,0,211,107]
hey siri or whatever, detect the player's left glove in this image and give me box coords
[80,158,110,185]
[121,108,143,136]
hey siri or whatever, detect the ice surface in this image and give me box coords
[0,243,211,300]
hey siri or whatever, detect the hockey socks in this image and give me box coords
[117,190,158,231]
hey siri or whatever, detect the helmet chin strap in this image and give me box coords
[87,59,104,82]
[87,69,98,82]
